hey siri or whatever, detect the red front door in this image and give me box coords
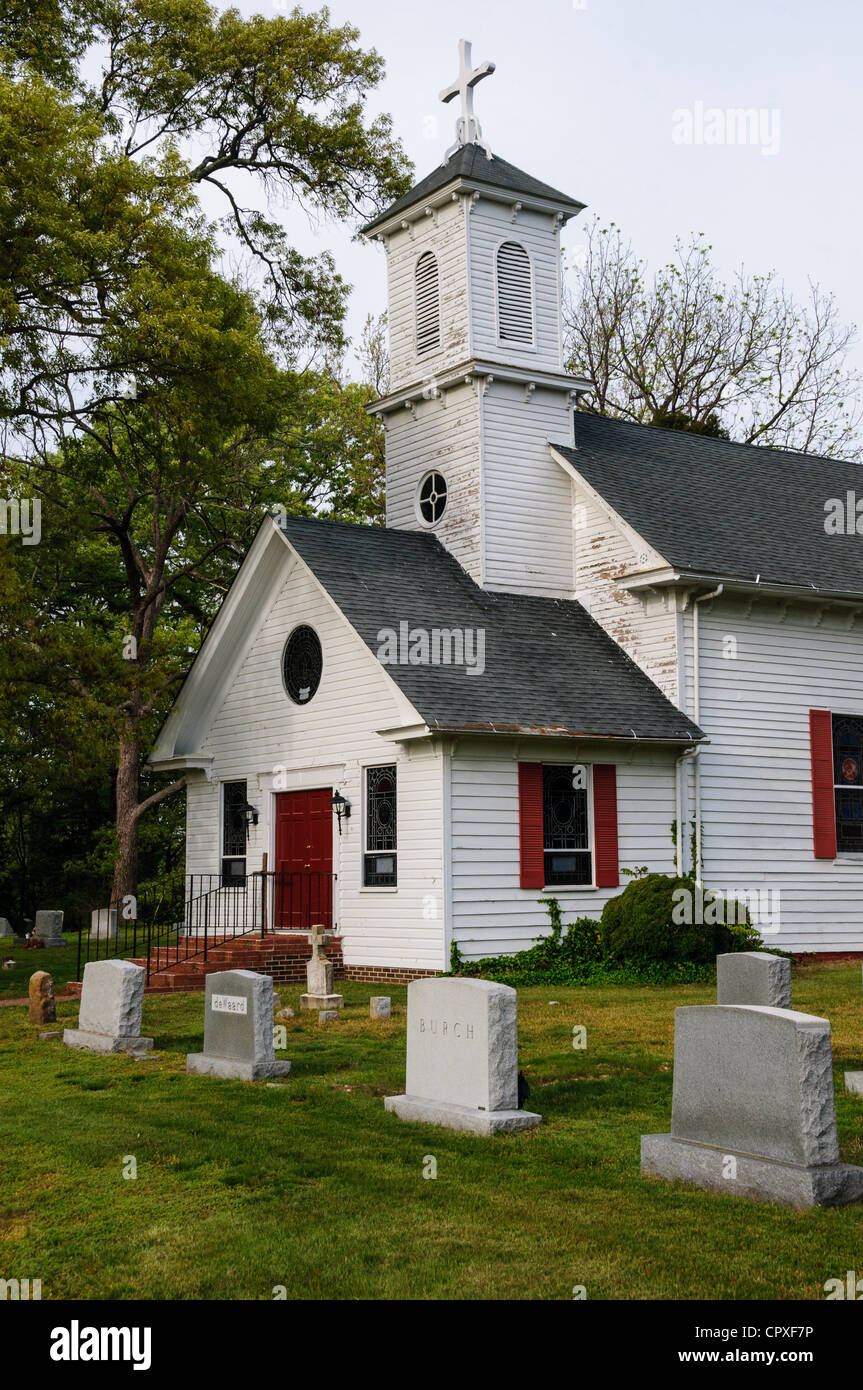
[274,789,333,929]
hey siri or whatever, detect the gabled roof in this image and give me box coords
[279,516,701,743]
[556,415,863,597]
[361,145,585,235]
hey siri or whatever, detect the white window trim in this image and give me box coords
[414,470,448,529]
[219,778,248,878]
[493,237,537,352]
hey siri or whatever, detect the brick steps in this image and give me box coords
[69,932,345,995]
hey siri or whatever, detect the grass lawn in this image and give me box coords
[0,963,861,1301]
[0,943,89,998]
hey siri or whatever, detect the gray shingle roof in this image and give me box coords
[361,145,585,235]
[558,416,863,596]
[281,516,701,743]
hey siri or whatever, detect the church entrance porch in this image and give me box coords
[274,788,334,931]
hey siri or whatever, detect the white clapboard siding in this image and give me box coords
[468,202,562,370]
[189,559,446,971]
[572,482,680,702]
[449,740,678,958]
[384,380,483,584]
[481,382,575,595]
[681,596,863,951]
[386,201,469,392]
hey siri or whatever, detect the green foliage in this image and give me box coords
[449,886,763,987]
[600,874,761,964]
[449,939,464,974]
[0,1,409,908]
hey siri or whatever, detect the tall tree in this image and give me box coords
[564,220,862,458]
[0,2,410,907]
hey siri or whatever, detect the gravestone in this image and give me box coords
[716,951,791,1008]
[187,969,291,1081]
[28,971,56,1024]
[64,959,152,1053]
[0,918,13,939]
[370,996,391,1019]
[299,924,344,1012]
[641,1004,863,1207]
[384,977,542,1134]
[90,908,118,941]
[33,910,66,947]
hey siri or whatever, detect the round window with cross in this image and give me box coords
[417,471,448,526]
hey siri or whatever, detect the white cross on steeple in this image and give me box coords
[439,39,495,160]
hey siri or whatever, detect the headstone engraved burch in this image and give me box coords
[716,951,791,1008]
[34,910,66,947]
[299,924,344,1012]
[641,1004,863,1208]
[384,977,542,1134]
[187,969,291,1081]
[64,959,153,1053]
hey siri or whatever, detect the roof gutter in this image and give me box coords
[620,568,863,607]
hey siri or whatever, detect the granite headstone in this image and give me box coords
[34,910,66,947]
[642,1004,863,1207]
[64,959,153,1053]
[187,969,291,1081]
[384,977,541,1134]
[716,951,791,1009]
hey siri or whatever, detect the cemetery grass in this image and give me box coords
[0,944,88,998]
[1,965,862,1301]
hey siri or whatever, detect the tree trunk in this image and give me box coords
[112,714,141,909]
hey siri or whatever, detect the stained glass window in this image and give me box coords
[283,625,323,705]
[833,715,863,852]
[364,765,397,886]
[222,780,247,884]
[542,764,592,885]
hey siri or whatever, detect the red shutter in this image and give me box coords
[810,709,836,859]
[592,764,619,888]
[518,762,545,889]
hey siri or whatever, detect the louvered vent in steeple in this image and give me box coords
[415,251,441,355]
[496,241,533,344]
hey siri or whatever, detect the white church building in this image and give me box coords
[150,43,863,977]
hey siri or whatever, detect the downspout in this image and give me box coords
[674,745,699,876]
[691,584,724,885]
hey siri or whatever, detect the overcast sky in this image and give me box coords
[230,0,863,378]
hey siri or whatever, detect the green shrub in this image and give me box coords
[600,874,762,964]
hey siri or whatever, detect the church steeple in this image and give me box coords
[363,41,591,598]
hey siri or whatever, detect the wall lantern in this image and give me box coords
[331,790,351,832]
[242,800,259,832]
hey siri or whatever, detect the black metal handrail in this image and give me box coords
[74,870,335,985]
